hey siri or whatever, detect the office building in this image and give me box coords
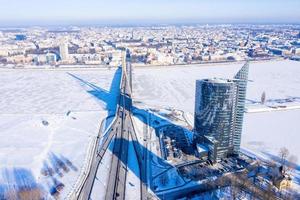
[194,62,249,162]
[59,40,69,62]
[232,62,249,154]
[194,78,237,161]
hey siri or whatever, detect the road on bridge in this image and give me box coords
[76,51,148,200]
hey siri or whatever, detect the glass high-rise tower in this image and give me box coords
[233,62,249,154]
[194,78,237,160]
[194,62,249,161]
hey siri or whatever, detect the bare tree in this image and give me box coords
[5,189,18,200]
[279,147,289,174]
[264,183,274,200]
[229,175,242,200]
[230,186,239,200]
[18,188,44,200]
[261,91,266,104]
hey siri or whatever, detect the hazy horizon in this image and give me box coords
[0,0,299,26]
[1,19,300,28]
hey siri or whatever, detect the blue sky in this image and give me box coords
[0,0,299,25]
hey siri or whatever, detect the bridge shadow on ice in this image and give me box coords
[67,67,122,131]
[68,69,185,194]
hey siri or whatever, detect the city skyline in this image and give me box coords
[0,0,300,197]
[0,0,300,26]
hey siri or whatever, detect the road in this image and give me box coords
[75,117,119,200]
[105,71,131,199]
[106,51,148,200]
[76,51,148,200]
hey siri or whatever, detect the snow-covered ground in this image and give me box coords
[0,68,119,198]
[1,60,300,198]
[242,110,300,162]
[132,60,300,185]
[133,62,242,113]
[133,60,300,114]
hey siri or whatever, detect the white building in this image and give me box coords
[59,40,69,61]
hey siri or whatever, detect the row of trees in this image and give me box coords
[278,147,298,176]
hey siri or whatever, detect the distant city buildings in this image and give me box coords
[59,40,69,62]
[194,62,249,162]
[0,25,299,66]
[46,53,57,64]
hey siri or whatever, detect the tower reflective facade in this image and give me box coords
[194,79,237,160]
[194,62,249,161]
[233,62,249,154]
